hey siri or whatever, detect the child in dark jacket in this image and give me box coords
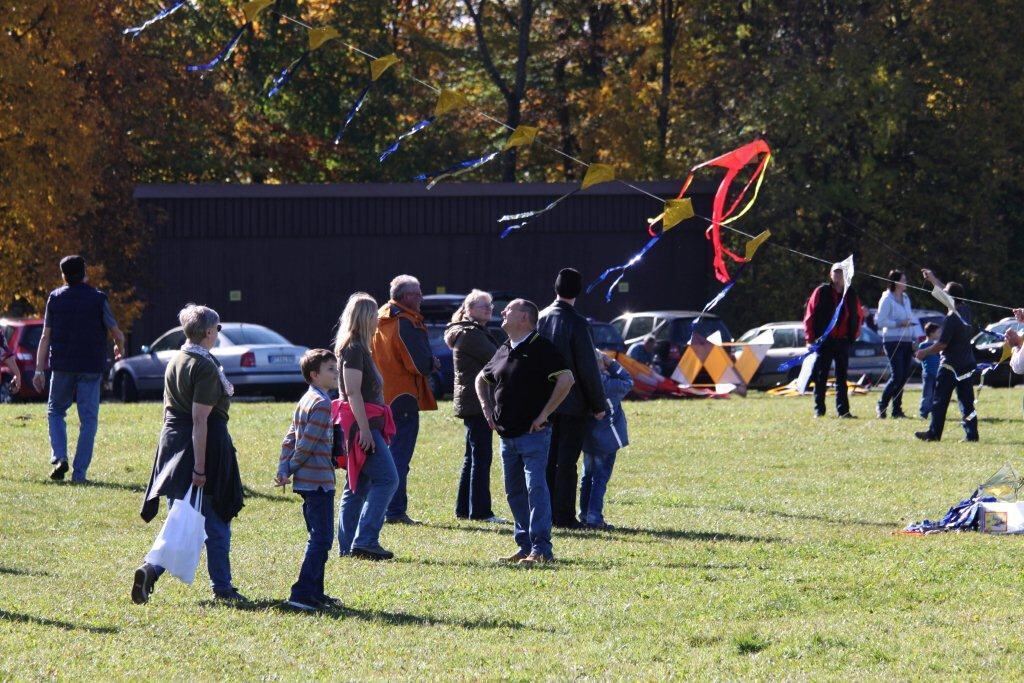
[275,349,341,611]
[918,323,941,418]
[579,350,633,529]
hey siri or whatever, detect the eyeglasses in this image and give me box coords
[216,324,222,332]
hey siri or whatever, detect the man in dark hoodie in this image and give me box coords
[536,268,607,528]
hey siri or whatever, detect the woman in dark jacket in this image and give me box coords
[444,290,504,522]
[131,304,245,605]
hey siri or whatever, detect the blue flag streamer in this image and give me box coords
[689,262,750,336]
[186,24,249,72]
[379,117,436,163]
[414,151,502,189]
[586,236,662,302]
[335,84,372,144]
[777,294,851,373]
[124,0,188,37]
[498,189,580,239]
[267,52,310,97]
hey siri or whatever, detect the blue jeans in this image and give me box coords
[47,371,102,481]
[152,496,233,594]
[338,429,399,554]
[927,366,978,441]
[456,415,495,519]
[920,369,937,418]
[879,341,913,414]
[291,488,335,602]
[386,409,419,519]
[579,450,618,526]
[499,428,553,558]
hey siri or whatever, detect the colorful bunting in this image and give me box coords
[498,162,615,238]
[414,124,539,189]
[586,235,661,303]
[186,0,274,72]
[379,89,467,162]
[370,54,401,82]
[268,25,345,97]
[335,54,400,145]
[124,0,191,38]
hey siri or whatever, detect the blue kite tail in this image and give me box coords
[335,84,372,144]
[379,117,436,163]
[587,235,662,302]
[124,0,188,37]
[186,24,249,72]
[268,51,310,98]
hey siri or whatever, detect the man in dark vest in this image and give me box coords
[537,268,607,528]
[32,256,125,482]
[802,262,863,418]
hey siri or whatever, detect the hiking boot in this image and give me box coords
[518,553,555,568]
[131,563,158,605]
[915,430,940,442]
[50,461,68,481]
[497,551,528,564]
[351,545,394,561]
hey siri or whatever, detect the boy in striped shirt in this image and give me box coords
[275,349,340,610]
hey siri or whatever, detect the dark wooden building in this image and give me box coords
[130,181,718,351]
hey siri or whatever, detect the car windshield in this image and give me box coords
[974,330,1004,345]
[664,318,733,342]
[857,325,882,343]
[220,326,290,346]
[17,325,42,351]
[591,323,623,347]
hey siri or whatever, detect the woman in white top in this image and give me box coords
[875,270,922,418]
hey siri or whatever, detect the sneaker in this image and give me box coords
[285,598,319,611]
[876,404,887,419]
[891,411,908,419]
[518,553,555,568]
[839,413,857,419]
[915,430,940,442]
[131,563,158,605]
[497,551,528,564]
[50,461,68,481]
[479,515,510,524]
[585,521,615,530]
[385,514,421,525]
[213,588,249,603]
[351,546,394,561]
[960,437,979,443]
[316,594,343,609]
[814,411,826,418]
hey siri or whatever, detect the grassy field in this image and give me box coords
[2,388,1024,679]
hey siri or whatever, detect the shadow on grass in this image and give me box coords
[0,609,119,634]
[618,499,895,529]
[0,566,50,577]
[579,526,779,543]
[242,485,292,503]
[199,598,549,631]
[50,479,146,493]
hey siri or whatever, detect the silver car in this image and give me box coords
[111,323,308,401]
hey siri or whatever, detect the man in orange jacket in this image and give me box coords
[372,275,438,524]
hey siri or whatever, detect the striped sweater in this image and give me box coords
[278,387,335,492]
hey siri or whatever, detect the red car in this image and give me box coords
[0,317,45,402]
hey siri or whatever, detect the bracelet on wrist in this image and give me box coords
[193,468,205,476]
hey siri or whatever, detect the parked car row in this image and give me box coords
[1,305,1020,402]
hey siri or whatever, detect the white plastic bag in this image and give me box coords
[145,485,208,585]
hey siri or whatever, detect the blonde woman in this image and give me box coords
[334,293,399,560]
[444,290,504,522]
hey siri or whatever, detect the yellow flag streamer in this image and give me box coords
[370,54,400,81]
[662,199,695,232]
[434,90,469,117]
[744,230,771,260]
[581,164,615,190]
[242,0,274,23]
[308,27,340,51]
[504,125,539,151]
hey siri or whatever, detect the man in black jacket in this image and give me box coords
[537,268,607,528]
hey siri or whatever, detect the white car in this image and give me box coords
[111,323,308,401]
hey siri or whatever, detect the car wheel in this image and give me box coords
[117,372,139,403]
[0,378,13,404]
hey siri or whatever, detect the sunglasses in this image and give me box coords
[216,324,222,332]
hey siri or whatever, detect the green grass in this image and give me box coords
[2,389,1024,679]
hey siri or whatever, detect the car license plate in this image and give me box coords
[854,348,874,357]
[269,355,294,365]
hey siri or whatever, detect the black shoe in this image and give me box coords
[891,411,908,419]
[213,588,249,603]
[285,598,319,612]
[915,431,940,442]
[352,545,394,561]
[385,514,420,525]
[553,519,585,530]
[316,594,343,609]
[131,563,158,605]
[960,437,979,443]
[876,404,887,419]
[839,413,857,419]
[50,461,68,481]
[814,411,826,418]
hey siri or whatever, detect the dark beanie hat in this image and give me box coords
[554,268,583,298]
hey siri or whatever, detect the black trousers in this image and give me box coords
[546,414,588,525]
[927,366,978,440]
[811,339,850,415]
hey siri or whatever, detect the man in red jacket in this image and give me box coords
[803,263,863,418]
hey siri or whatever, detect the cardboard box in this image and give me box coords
[978,501,1024,534]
